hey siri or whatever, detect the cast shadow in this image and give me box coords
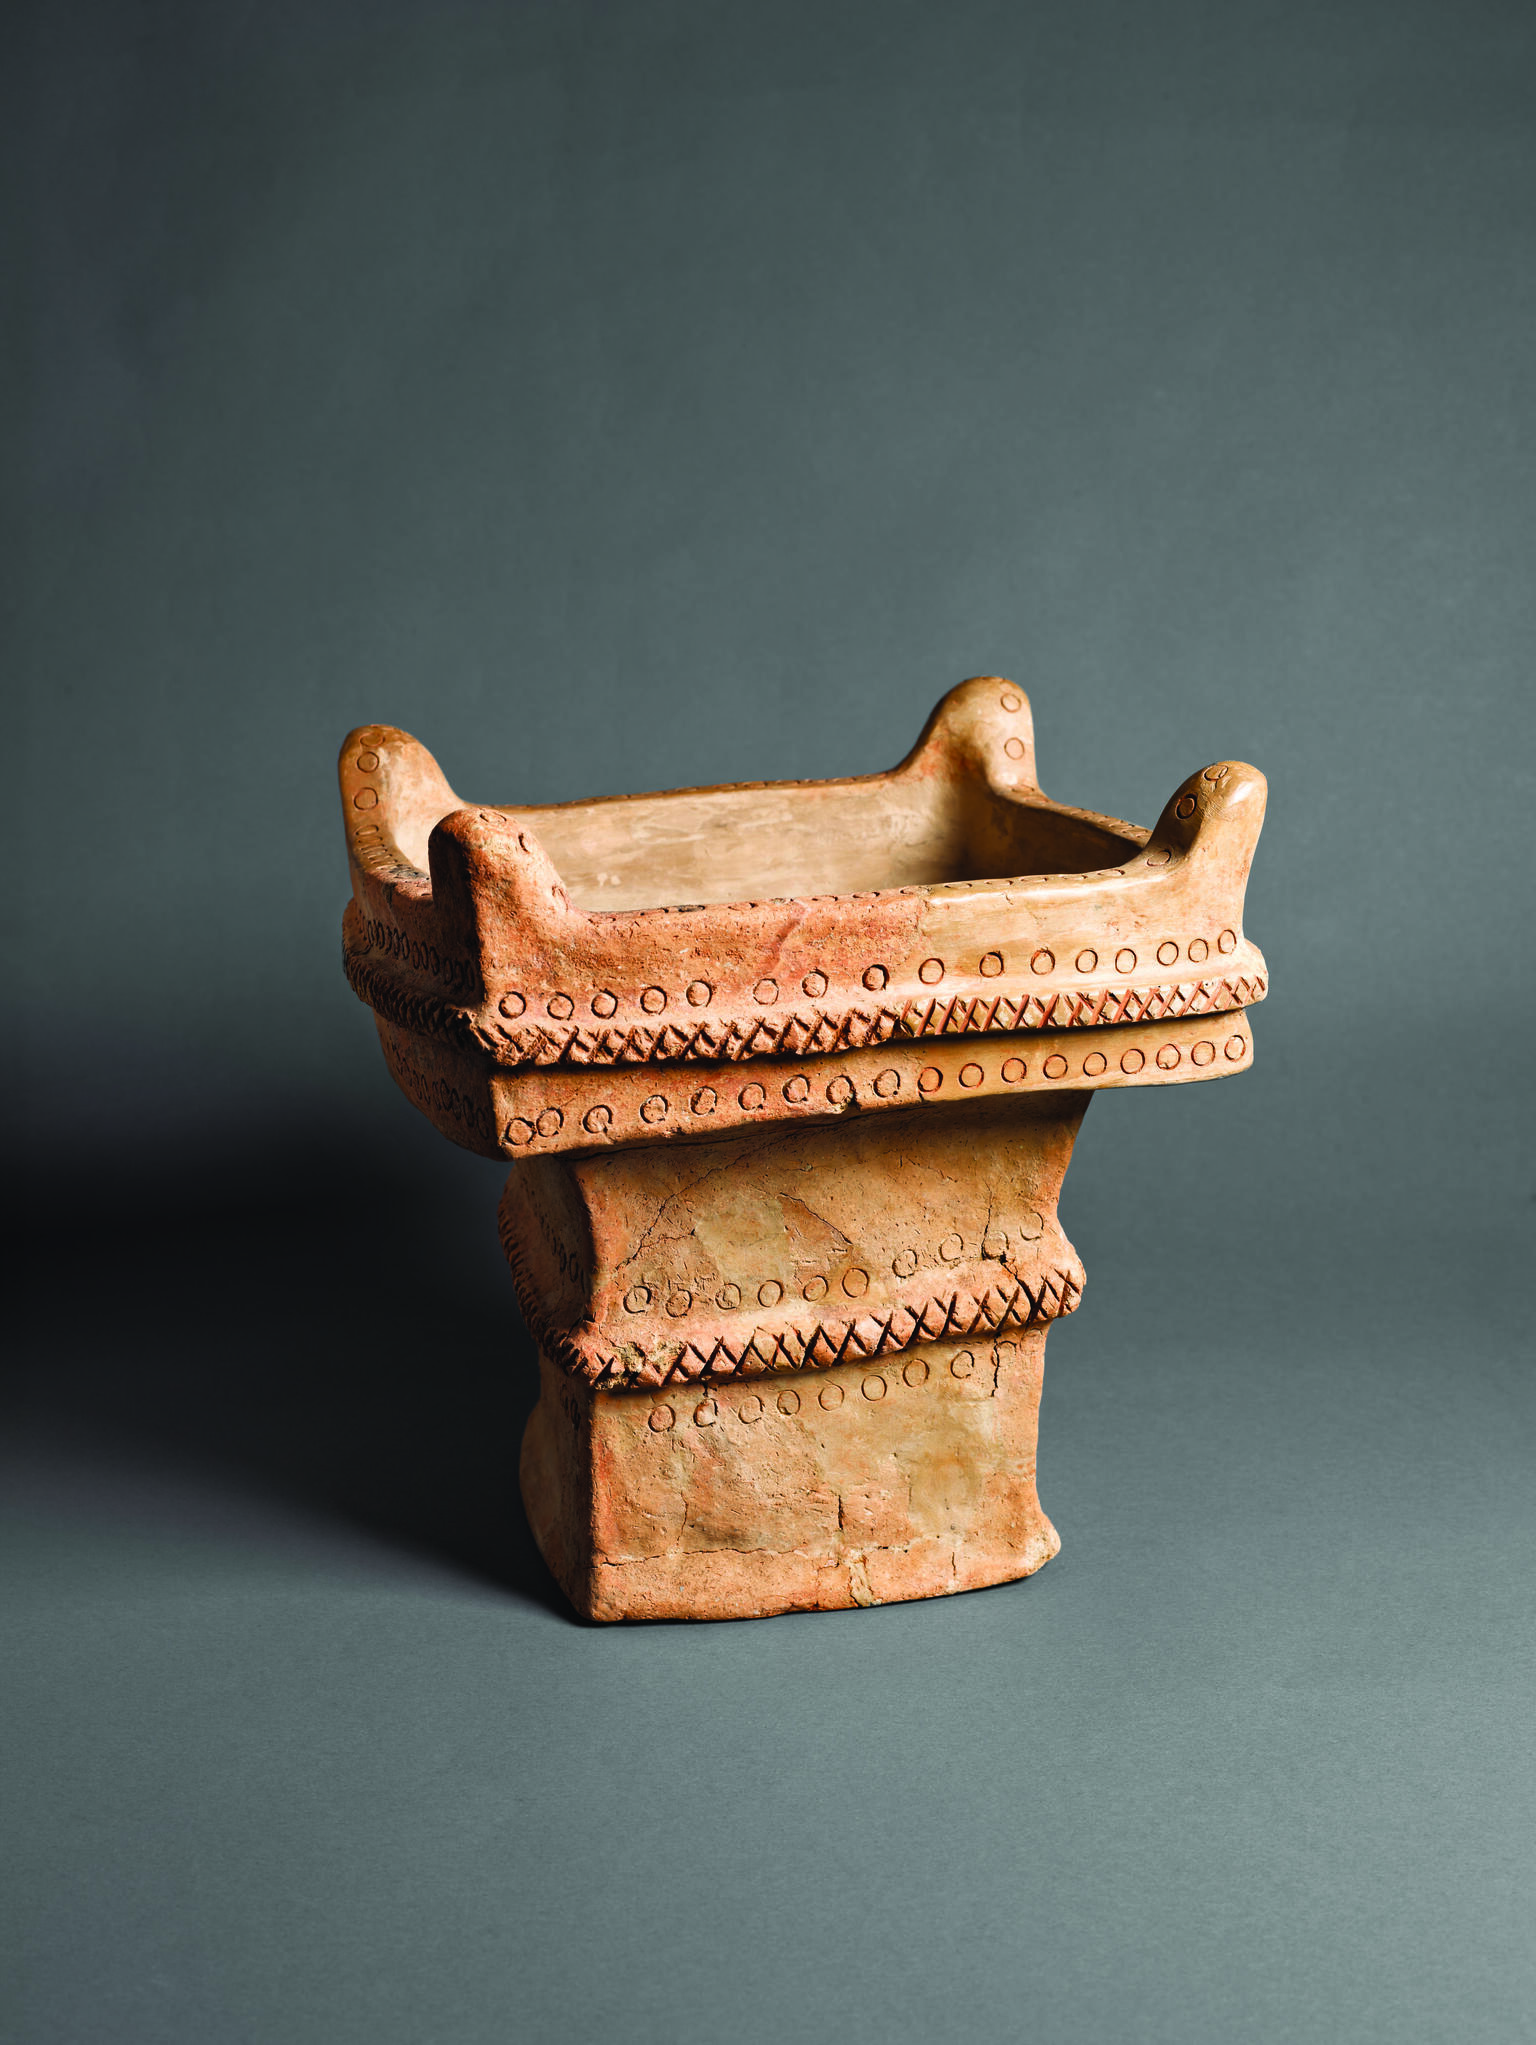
[10,1119,575,1618]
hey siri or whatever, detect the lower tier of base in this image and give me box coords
[520,1331,1060,1622]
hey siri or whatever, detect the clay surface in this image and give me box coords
[522,1333,1059,1623]
[500,1092,1088,1392]
[338,678,1267,1620]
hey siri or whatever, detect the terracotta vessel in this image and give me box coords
[338,678,1267,1621]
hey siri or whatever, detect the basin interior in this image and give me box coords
[488,776,1144,912]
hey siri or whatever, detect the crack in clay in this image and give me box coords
[778,1195,854,1252]
[607,1541,827,1565]
[618,1129,784,1270]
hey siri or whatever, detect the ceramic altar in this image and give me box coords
[338,678,1267,1620]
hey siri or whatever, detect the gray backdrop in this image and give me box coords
[8,3,1533,2040]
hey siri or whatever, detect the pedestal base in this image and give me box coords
[520,1328,1060,1622]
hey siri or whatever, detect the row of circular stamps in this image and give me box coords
[638,1341,1022,1439]
[492,931,1243,1026]
[640,1340,1024,1434]
[502,1025,1252,1149]
[615,1217,1047,1321]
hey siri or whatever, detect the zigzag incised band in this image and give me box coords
[343,949,481,1049]
[499,1199,1085,1391]
[348,954,1266,1069]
